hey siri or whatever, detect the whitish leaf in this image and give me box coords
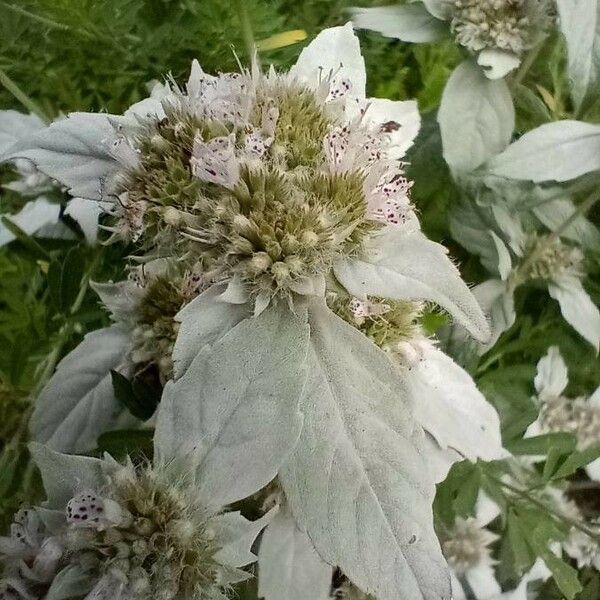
[290,23,366,102]
[334,225,490,342]
[548,277,600,351]
[406,342,505,464]
[280,301,450,600]
[0,110,45,153]
[487,120,600,182]
[472,279,515,351]
[30,326,133,453]
[212,508,277,569]
[532,197,600,251]
[490,232,512,280]
[422,0,452,20]
[64,198,102,244]
[438,60,514,173]
[171,284,251,378]
[1,113,122,200]
[477,48,521,80]
[28,443,104,509]
[154,302,309,509]
[557,0,600,114]
[535,346,568,398]
[258,504,332,600]
[351,4,448,43]
[0,197,60,247]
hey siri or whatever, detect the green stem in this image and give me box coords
[233,0,257,66]
[0,67,50,123]
[512,42,543,89]
[0,1,69,31]
[490,475,600,544]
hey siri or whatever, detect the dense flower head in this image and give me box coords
[518,234,584,283]
[442,517,498,575]
[128,268,203,381]
[0,458,254,600]
[328,292,423,352]
[445,0,552,56]
[537,395,600,452]
[107,58,415,303]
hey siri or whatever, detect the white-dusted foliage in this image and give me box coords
[29,326,133,454]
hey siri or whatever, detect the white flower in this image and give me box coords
[447,493,552,600]
[526,346,600,480]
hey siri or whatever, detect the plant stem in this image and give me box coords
[0,1,69,31]
[233,0,257,67]
[490,475,600,544]
[512,42,543,88]
[0,67,50,123]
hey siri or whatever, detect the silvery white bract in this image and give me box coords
[5,23,499,599]
[0,110,102,245]
[257,503,332,600]
[351,1,553,80]
[556,0,600,116]
[0,443,274,600]
[29,326,134,454]
[525,347,600,481]
[487,120,600,183]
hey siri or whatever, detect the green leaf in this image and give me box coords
[506,511,536,576]
[0,216,51,261]
[438,59,515,174]
[47,246,85,314]
[557,0,600,115]
[110,370,160,421]
[453,466,481,518]
[551,445,600,480]
[96,429,154,460]
[505,433,577,456]
[531,530,582,599]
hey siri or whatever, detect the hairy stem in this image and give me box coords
[0,68,50,124]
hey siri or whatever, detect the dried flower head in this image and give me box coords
[518,234,584,284]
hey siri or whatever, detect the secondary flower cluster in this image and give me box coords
[445,0,551,57]
[0,449,265,600]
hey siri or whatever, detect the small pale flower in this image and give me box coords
[526,346,600,480]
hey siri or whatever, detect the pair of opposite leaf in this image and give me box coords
[2,24,506,600]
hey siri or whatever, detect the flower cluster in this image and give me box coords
[445,0,551,56]
[442,517,498,576]
[517,235,584,284]
[0,451,264,600]
[105,58,414,305]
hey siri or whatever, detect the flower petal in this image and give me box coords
[548,276,600,351]
[334,226,491,342]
